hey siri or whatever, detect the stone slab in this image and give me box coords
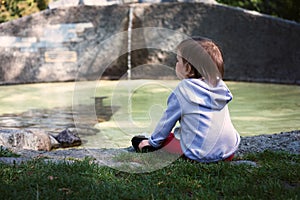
[45,51,77,63]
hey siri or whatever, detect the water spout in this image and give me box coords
[127,6,134,122]
[127,6,133,80]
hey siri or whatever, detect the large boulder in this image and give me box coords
[0,129,51,151]
[0,128,83,151]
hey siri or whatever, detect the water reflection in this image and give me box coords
[0,80,299,148]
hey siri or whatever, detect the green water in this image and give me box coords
[0,80,299,148]
[0,82,75,114]
[228,82,300,136]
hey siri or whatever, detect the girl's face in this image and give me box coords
[175,54,188,80]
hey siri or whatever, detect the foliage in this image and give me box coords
[0,151,299,199]
[216,0,300,23]
[0,0,49,23]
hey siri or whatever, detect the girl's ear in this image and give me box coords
[185,63,194,78]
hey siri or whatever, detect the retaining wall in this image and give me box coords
[0,2,299,84]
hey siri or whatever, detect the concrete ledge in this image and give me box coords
[0,3,299,84]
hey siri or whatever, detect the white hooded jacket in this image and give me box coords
[149,78,240,162]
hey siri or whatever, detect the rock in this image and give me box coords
[231,160,258,167]
[237,130,300,156]
[0,129,51,151]
[49,135,60,149]
[54,128,82,148]
[74,126,99,136]
[0,157,31,165]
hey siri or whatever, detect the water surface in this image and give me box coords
[0,80,299,148]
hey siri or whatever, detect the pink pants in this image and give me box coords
[161,133,183,155]
[161,133,234,162]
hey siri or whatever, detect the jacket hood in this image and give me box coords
[176,79,233,110]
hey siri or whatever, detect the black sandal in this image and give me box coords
[140,145,158,153]
[131,135,148,152]
[131,135,158,153]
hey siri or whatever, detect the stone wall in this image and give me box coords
[0,5,129,83]
[137,3,300,84]
[0,2,299,84]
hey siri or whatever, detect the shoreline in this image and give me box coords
[236,130,299,156]
[0,130,299,166]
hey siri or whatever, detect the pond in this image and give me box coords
[0,80,299,148]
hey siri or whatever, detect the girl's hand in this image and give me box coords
[138,139,150,151]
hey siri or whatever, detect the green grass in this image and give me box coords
[0,151,299,199]
[0,146,20,158]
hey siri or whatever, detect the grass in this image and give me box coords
[0,150,299,199]
[0,146,20,158]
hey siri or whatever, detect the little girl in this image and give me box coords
[132,37,240,163]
